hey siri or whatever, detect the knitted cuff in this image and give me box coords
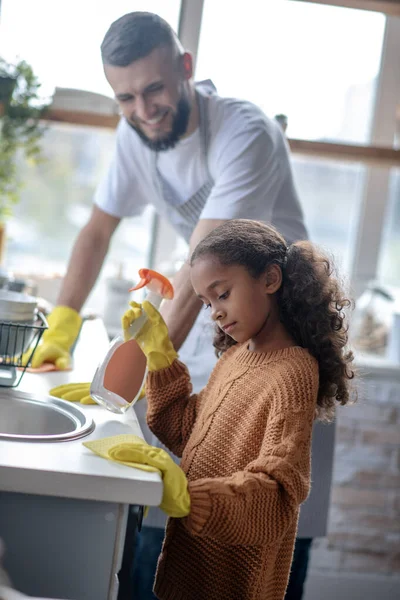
[184,481,213,535]
[147,359,189,388]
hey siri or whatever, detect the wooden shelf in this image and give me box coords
[43,108,119,129]
[288,138,400,168]
[291,0,400,16]
[41,108,400,169]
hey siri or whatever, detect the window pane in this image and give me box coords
[292,159,364,272]
[6,124,154,314]
[157,159,364,277]
[196,0,385,143]
[0,0,181,97]
[377,170,400,287]
[0,1,180,316]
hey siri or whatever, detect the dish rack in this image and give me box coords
[0,311,48,387]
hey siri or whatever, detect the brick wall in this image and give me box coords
[309,369,400,577]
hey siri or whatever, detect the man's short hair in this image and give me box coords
[101,11,181,66]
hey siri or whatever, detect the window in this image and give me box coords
[291,158,364,271]
[195,0,387,279]
[1,0,398,318]
[0,0,181,315]
[6,124,154,314]
[196,1,385,143]
[0,0,181,96]
[377,169,400,286]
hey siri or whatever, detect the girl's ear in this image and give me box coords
[265,264,282,294]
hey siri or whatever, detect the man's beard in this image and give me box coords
[126,91,191,152]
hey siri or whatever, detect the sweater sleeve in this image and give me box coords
[145,359,204,458]
[184,403,316,546]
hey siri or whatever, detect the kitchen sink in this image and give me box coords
[0,389,95,442]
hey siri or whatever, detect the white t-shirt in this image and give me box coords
[94,85,308,244]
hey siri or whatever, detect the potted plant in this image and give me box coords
[0,57,50,263]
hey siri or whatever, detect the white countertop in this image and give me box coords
[1,318,396,507]
[0,319,162,507]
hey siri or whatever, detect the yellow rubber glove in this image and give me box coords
[21,306,82,369]
[84,434,190,518]
[49,382,96,405]
[121,301,177,371]
[49,382,146,405]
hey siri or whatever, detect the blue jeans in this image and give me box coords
[132,526,164,600]
[132,527,312,600]
[285,537,313,599]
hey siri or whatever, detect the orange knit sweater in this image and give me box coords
[146,344,319,600]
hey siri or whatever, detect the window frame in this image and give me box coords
[348,15,400,295]
[1,0,399,292]
[164,0,400,293]
[292,0,400,17]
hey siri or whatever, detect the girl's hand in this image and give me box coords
[85,434,190,517]
[121,301,178,371]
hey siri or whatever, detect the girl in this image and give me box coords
[124,219,354,600]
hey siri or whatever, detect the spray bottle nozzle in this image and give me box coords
[129,268,174,300]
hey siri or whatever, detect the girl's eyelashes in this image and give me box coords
[203,291,229,309]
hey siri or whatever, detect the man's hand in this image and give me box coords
[49,382,96,404]
[21,306,82,369]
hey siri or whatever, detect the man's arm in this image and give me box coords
[57,205,121,312]
[160,218,226,351]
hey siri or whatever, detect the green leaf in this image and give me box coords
[0,55,51,217]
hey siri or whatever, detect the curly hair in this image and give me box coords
[190,219,355,421]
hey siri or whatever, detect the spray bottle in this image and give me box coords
[90,269,174,414]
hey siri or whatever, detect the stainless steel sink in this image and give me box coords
[0,389,95,442]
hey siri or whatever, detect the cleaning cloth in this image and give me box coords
[84,434,190,517]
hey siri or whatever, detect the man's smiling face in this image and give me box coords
[104,47,192,151]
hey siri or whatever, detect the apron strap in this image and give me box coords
[151,87,215,241]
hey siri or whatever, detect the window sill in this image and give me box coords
[42,107,400,168]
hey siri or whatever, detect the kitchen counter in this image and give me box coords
[1,322,397,507]
[1,319,397,509]
[0,318,163,507]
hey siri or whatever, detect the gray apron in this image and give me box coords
[152,84,218,387]
[136,86,218,528]
[151,84,215,243]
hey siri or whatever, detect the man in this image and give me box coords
[33,12,334,600]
